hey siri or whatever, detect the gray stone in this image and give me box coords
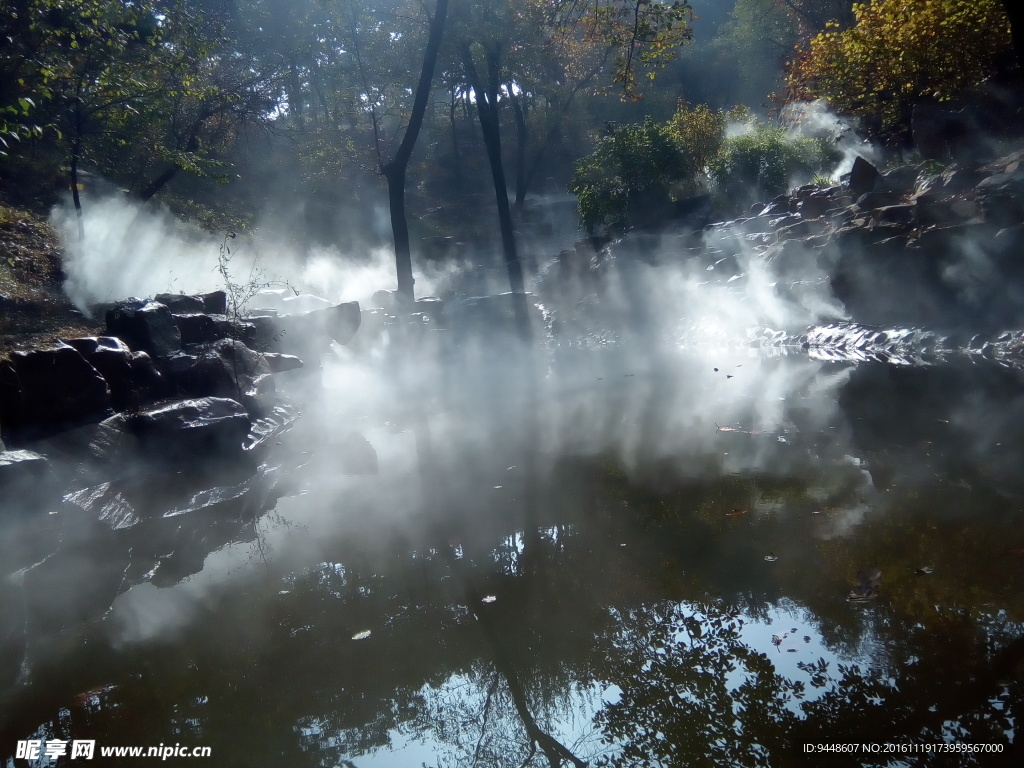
[155,293,205,313]
[0,449,50,490]
[11,343,111,426]
[109,397,251,459]
[173,339,274,416]
[262,353,304,373]
[174,313,223,345]
[106,300,181,357]
[849,156,880,196]
[976,169,1024,226]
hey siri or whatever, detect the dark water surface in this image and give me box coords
[3,340,1024,767]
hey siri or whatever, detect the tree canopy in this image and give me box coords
[786,0,1015,142]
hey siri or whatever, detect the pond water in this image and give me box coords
[3,332,1024,767]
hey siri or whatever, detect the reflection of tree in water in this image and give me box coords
[592,600,1024,767]
[409,662,604,767]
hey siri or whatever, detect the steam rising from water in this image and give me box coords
[783,99,882,178]
[52,195,455,312]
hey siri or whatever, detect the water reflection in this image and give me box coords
[3,342,1024,766]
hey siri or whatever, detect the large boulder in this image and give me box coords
[976,169,1024,226]
[9,344,111,427]
[66,337,137,411]
[0,449,50,493]
[171,338,274,416]
[104,397,251,460]
[106,300,181,357]
[173,313,224,345]
[152,291,226,315]
[848,156,880,197]
[154,293,204,314]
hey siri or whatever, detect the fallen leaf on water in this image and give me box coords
[726,508,747,516]
[351,630,372,640]
[764,553,779,563]
[481,595,497,603]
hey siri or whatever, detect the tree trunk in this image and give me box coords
[69,140,84,242]
[449,87,462,182]
[461,46,525,296]
[139,164,180,203]
[384,166,414,301]
[511,93,528,214]
[379,0,449,310]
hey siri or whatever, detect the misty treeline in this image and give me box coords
[0,0,1019,297]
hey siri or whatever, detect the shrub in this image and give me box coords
[664,102,727,189]
[709,118,830,205]
[569,118,690,232]
[786,0,1013,142]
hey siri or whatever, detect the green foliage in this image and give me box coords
[569,101,731,231]
[569,117,690,231]
[664,101,726,188]
[569,102,832,228]
[786,0,1014,141]
[709,117,830,204]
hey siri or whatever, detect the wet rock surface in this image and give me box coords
[105,299,181,357]
[7,343,111,429]
[102,396,252,461]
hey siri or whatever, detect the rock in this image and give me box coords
[848,156,880,196]
[976,169,1024,226]
[154,293,205,313]
[10,343,111,427]
[759,195,790,217]
[67,336,137,411]
[877,165,920,194]
[371,289,399,312]
[174,313,223,345]
[107,397,251,460]
[261,353,304,373]
[173,338,274,416]
[199,290,227,315]
[870,204,917,226]
[798,192,835,219]
[855,190,903,211]
[414,297,445,325]
[0,450,50,492]
[65,337,165,411]
[105,300,181,357]
[129,352,166,404]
